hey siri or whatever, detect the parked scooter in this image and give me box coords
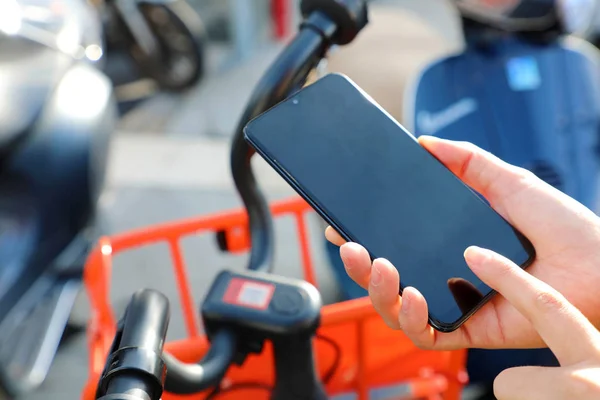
[93,0,207,93]
[324,0,600,398]
[408,0,600,396]
[0,0,116,397]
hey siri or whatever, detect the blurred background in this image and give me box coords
[1,0,600,399]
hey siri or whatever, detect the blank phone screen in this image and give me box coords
[245,74,534,329]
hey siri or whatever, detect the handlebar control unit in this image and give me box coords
[202,269,326,400]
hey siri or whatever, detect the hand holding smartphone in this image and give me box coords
[243,73,535,332]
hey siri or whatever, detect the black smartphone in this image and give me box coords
[243,73,535,332]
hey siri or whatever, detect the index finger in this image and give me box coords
[465,246,600,365]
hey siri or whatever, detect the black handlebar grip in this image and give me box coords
[300,0,368,45]
[119,289,170,351]
[96,289,171,400]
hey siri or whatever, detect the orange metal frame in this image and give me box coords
[81,196,468,400]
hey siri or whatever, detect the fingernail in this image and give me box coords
[339,243,359,270]
[342,242,361,252]
[371,262,383,286]
[339,244,347,259]
[464,246,492,266]
[401,290,411,314]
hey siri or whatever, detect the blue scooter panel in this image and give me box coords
[406,36,600,210]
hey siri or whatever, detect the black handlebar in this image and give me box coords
[162,330,238,394]
[230,0,367,273]
[230,12,335,273]
[100,1,368,398]
[96,290,170,400]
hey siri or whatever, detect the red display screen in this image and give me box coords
[222,278,275,310]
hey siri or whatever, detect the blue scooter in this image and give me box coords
[325,0,600,397]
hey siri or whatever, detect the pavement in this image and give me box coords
[22,1,486,399]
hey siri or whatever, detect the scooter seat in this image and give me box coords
[0,40,73,153]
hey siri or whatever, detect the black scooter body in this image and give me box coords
[0,37,115,396]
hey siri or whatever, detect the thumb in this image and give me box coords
[418,135,529,204]
[494,366,566,400]
[418,136,594,243]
